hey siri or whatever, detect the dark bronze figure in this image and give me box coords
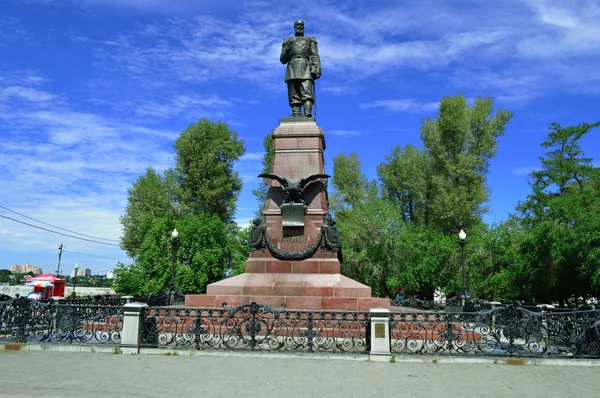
[321,213,343,263]
[258,172,330,204]
[249,216,266,252]
[280,20,321,117]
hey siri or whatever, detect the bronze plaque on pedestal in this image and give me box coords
[282,202,305,228]
[375,323,385,338]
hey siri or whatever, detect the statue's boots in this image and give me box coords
[292,106,302,117]
[303,101,312,117]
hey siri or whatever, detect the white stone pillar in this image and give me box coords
[120,302,148,355]
[369,307,391,362]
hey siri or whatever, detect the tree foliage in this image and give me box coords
[252,133,274,215]
[173,118,245,222]
[377,144,429,226]
[513,121,600,304]
[379,95,513,235]
[120,168,175,258]
[114,213,245,296]
[334,94,513,299]
[330,152,369,214]
[116,119,246,296]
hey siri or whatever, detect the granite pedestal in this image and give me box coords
[186,118,389,311]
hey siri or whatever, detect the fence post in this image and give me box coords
[369,307,391,362]
[120,302,148,354]
[49,296,64,331]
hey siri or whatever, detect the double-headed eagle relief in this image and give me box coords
[258,173,330,204]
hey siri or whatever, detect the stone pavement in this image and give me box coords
[1,350,599,398]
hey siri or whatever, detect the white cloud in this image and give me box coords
[0,70,177,265]
[517,0,600,58]
[240,152,264,161]
[361,99,438,113]
[23,0,592,104]
[328,130,362,137]
[234,216,254,229]
[0,17,30,44]
[512,166,537,176]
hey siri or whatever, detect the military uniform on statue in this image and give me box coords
[280,20,321,117]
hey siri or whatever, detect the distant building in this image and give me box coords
[10,264,43,275]
[71,267,91,278]
[106,270,115,279]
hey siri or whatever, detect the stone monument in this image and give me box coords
[185,21,389,311]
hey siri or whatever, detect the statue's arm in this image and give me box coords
[309,37,321,79]
[280,38,291,64]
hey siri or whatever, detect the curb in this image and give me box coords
[3,343,600,366]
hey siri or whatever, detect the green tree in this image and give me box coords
[466,220,525,302]
[419,94,512,234]
[114,213,236,296]
[515,121,600,304]
[333,94,512,299]
[252,133,274,215]
[173,118,245,223]
[0,269,11,284]
[114,263,149,297]
[117,119,247,295]
[377,144,429,226]
[120,167,175,257]
[330,152,369,215]
[229,225,250,276]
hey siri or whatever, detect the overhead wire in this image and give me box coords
[62,250,125,262]
[0,214,119,247]
[0,204,120,242]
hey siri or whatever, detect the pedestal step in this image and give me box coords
[184,294,389,311]
[206,273,372,297]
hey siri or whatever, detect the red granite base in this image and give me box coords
[206,273,371,297]
[185,293,389,311]
[245,257,340,274]
[186,272,390,311]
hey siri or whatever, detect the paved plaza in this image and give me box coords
[1,351,599,397]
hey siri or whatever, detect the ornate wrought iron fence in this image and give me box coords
[142,303,369,354]
[389,303,600,358]
[0,296,123,345]
[57,296,128,306]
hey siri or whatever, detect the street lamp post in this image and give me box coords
[53,244,63,298]
[458,229,467,306]
[72,263,79,299]
[169,228,179,306]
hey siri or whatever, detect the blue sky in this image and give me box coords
[1,0,600,275]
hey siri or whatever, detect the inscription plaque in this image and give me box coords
[374,323,385,338]
[282,202,305,228]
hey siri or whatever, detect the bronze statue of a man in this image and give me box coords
[280,20,321,117]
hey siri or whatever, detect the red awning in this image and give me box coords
[25,274,66,283]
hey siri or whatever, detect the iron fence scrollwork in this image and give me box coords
[389,302,600,358]
[142,302,369,354]
[0,295,53,342]
[1,295,123,345]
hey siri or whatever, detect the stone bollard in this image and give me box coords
[122,296,134,304]
[369,307,391,362]
[120,302,148,355]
